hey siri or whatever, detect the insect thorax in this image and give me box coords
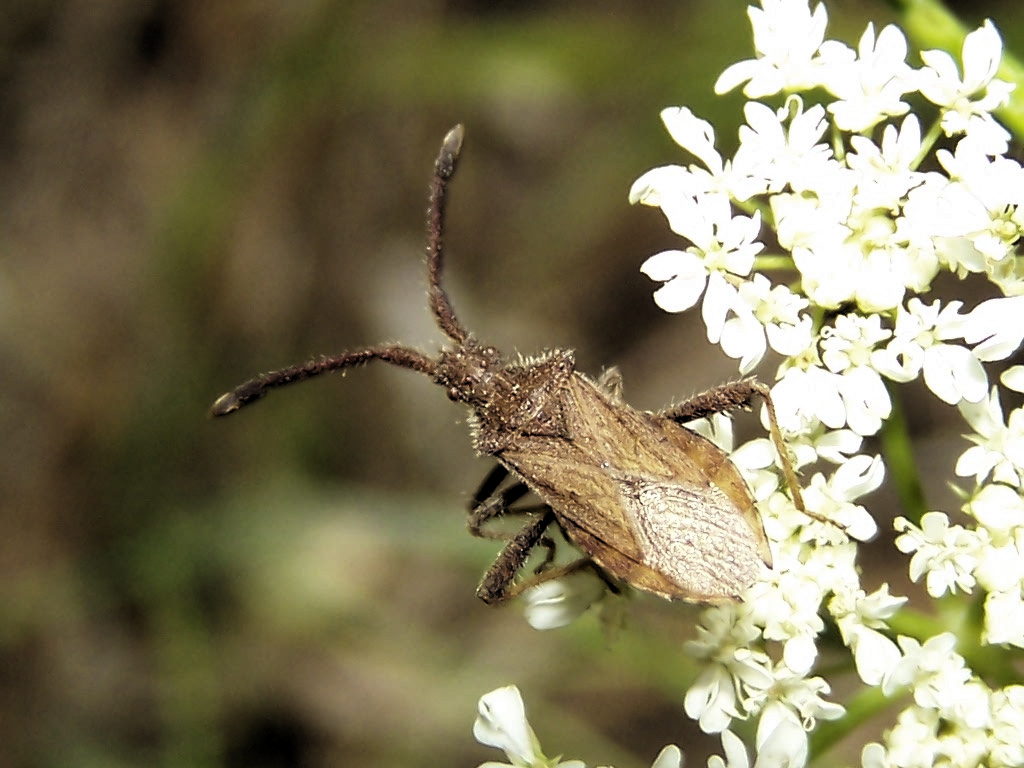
[434,343,576,455]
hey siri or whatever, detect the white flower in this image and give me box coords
[983,590,1024,649]
[639,195,763,315]
[735,100,835,194]
[771,365,844,435]
[956,389,1024,486]
[627,6,1024,767]
[801,455,882,541]
[774,425,862,469]
[814,315,895,435]
[715,0,841,98]
[712,275,812,374]
[746,571,825,674]
[820,314,892,372]
[872,706,941,768]
[958,296,1024,362]
[846,115,926,211]
[630,107,767,204]
[825,23,916,132]
[754,709,812,768]
[872,298,987,404]
[882,633,971,711]
[974,536,1024,596]
[746,664,845,730]
[684,607,773,733]
[707,717,810,768]
[521,569,607,630]
[772,363,890,439]
[976,479,1024,537]
[894,512,983,597]
[829,585,905,685]
[474,687,587,768]
[933,143,1024,270]
[991,686,1024,765]
[474,686,544,767]
[917,20,1014,140]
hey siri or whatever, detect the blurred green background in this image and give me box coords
[1,1,1020,766]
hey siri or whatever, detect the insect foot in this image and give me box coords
[211,125,812,607]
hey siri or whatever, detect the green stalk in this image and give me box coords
[754,254,798,272]
[879,382,927,525]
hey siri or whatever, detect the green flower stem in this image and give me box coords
[753,255,797,272]
[808,685,904,765]
[879,382,928,525]
[887,603,951,640]
[890,0,1024,139]
[912,117,945,170]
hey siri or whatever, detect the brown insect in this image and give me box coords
[211,125,810,605]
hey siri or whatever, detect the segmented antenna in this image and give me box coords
[210,126,468,418]
[210,346,436,416]
[426,124,470,345]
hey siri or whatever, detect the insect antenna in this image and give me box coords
[210,346,436,417]
[210,126,474,418]
[426,124,470,345]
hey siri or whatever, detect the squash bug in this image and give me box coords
[211,125,812,605]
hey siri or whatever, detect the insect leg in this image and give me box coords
[475,510,600,604]
[660,377,764,422]
[479,546,607,604]
[467,465,531,535]
[661,379,809,516]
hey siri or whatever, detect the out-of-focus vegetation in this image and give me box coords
[0,1,1019,766]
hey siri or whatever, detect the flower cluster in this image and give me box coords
[474,685,683,768]
[473,2,1024,767]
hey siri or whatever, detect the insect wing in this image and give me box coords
[617,476,766,601]
[498,374,771,602]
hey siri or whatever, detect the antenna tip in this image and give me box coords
[209,391,242,417]
[436,124,465,179]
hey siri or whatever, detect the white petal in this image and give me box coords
[831,454,885,500]
[961,20,1002,91]
[754,710,808,768]
[852,627,901,685]
[661,106,723,174]
[954,445,997,482]
[629,165,695,206]
[715,59,762,95]
[783,634,818,674]
[641,249,697,281]
[719,729,751,768]
[960,296,1024,361]
[473,686,540,764]
[521,571,605,630]
[720,313,767,375]
[650,744,684,768]
[732,438,775,470]
[922,344,987,404]
[642,251,709,314]
[834,505,879,541]
[1001,365,1024,392]
[702,272,736,343]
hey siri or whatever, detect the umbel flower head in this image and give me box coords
[471,2,1024,768]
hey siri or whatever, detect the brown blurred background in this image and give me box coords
[1,1,1020,766]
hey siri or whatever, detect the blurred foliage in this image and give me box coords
[0,1,1020,766]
